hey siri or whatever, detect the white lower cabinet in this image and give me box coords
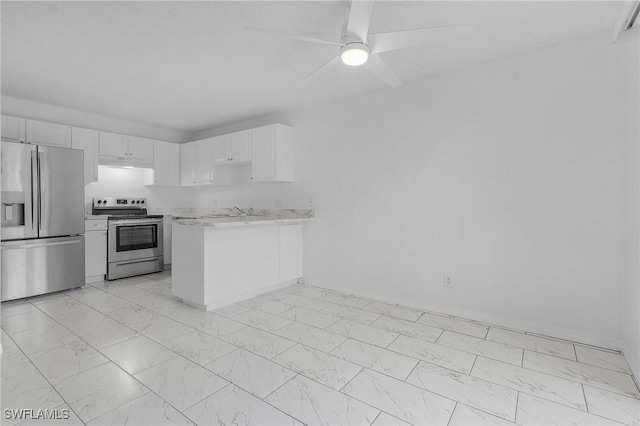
[172,221,304,310]
[163,216,172,267]
[85,219,107,282]
[279,224,303,282]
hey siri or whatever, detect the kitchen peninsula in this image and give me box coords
[171,209,314,310]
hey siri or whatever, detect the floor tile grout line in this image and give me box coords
[384,334,402,350]
[467,355,633,412]
[481,335,634,375]
[302,282,628,359]
[514,391,520,423]
[581,383,589,413]
[520,347,638,381]
[445,402,457,426]
[6,278,637,425]
[1,333,86,425]
[253,373,318,426]
[467,355,479,377]
[336,366,469,424]
[369,410,383,426]
[402,359,421,382]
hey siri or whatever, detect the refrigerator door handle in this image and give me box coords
[31,149,36,231]
[38,151,43,231]
[1,239,80,251]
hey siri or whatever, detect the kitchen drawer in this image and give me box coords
[85,219,108,231]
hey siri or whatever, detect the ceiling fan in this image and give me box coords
[246,1,473,88]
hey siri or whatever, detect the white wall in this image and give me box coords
[198,31,639,353]
[5,30,638,364]
[618,30,640,378]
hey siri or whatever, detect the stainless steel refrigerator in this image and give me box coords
[1,142,85,301]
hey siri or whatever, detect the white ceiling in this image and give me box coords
[1,1,623,134]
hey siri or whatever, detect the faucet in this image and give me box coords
[232,206,245,216]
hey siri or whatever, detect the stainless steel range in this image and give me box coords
[92,197,163,280]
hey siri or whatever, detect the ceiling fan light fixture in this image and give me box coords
[340,42,370,66]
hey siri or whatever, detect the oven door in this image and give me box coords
[108,218,164,263]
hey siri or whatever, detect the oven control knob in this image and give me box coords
[97,200,102,204]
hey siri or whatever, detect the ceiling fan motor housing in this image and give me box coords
[340,41,370,66]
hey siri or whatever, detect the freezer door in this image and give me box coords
[37,145,85,237]
[1,142,38,240]
[1,236,85,301]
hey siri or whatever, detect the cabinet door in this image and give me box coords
[194,139,213,184]
[128,136,154,163]
[180,143,196,185]
[251,125,276,181]
[1,115,26,143]
[85,229,107,278]
[212,134,232,165]
[71,127,99,184]
[99,132,128,158]
[279,224,302,283]
[163,216,172,266]
[153,141,180,186]
[230,130,252,163]
[26,120,71,147]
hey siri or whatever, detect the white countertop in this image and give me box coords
[173,215,314,227]
[171,209,314,227]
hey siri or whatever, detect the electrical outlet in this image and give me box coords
[444,275,452,288]
[275,198,283,207]
[308,197,313,208]
[211,198,218,207]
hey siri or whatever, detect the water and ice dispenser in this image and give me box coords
[1,191,26,227]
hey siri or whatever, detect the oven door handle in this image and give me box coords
[110,220,163,226]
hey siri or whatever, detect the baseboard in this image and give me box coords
[203,279,298,311]
[308,282,624,352]
[623,340,640,381]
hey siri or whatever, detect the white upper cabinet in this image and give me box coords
[71,127,99,184]
[98,131,153,165]
[2,116,73,148]
[128,136,154,163]
[212,130,252,165]
[180,143,196,186]
[181,138,230,186]
[98,132,128,159]
[195,139,213,184]
[212,134,232,165]
[251,124,294,182]
[1,115,26,143]
[26,120,72,147]
[151,140,180,186]
[231,130,252,163]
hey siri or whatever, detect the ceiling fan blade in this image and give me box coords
[369,25,474,54]
[362,54,402,88]
[346,1,374,42]
[245,26,343,46]
[299,55,341,86]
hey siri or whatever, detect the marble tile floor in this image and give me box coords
[1,271,639,425]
